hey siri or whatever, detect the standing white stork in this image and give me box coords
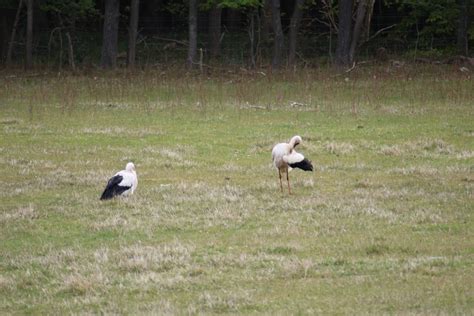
[100,162,138,200]
[272,135,313,194]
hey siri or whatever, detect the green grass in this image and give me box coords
[1,65,473,314]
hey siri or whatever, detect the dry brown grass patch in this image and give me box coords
[62,274,94,295]
[198,290,254,312]
[0,204,38,222]
[117,242,193,273]
[325,141,355,155]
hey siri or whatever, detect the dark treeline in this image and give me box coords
[0,0,472,70]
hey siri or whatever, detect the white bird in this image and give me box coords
[272,135,313,194]
[100,162,138,200]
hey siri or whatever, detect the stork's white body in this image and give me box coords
[113,168,138,195]
[272,143,305,171]
[100,162,138,200]
[272,136,313,194]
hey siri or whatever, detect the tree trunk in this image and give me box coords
[349,0,368,64]
[261,0,272,43]
[58,28,63,70]
[335,0,353,67]
[26,0,33,68]
[271,0,284,69]
[101,0,120,69]
[128,0,140,68]
[66,32,75,70]
[288,0,305,66]
[57,14,75,70]
[208,4,222,59]
[457,0,470,55]
[187,0,198,69]
[248,9,257,68]
[6,0,23,66]
[1,10,9,63]
[364,0,375,41]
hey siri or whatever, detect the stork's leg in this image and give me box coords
[278,169,283,192]
[287,170,291,195]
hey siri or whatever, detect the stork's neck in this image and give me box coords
[289,136,302,149]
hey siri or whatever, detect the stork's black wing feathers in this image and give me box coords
[100,175,131,200]
[289,158,313,171]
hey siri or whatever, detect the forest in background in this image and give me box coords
[0,0,472,70]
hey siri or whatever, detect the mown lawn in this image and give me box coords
[0,65,473,314]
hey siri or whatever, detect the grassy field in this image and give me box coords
[1,65,473,314]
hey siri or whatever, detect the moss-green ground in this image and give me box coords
[1,66,473,314]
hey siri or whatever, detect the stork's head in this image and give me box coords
[125,162,136,172]
[290,135,302,148]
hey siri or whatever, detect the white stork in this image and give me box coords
[100,162,138,200]
[272,135,313,194]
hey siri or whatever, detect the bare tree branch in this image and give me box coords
[320,0,338,33]
[152,36,188,46]
[361,24,397,46]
